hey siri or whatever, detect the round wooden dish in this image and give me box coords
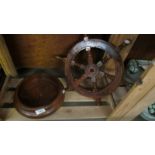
[14,73,65,118]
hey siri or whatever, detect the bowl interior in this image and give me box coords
[18,75,59,108]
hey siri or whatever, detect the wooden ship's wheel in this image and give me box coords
[65,38,124,101]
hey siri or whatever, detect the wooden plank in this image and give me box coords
[109,34,138,61]
[0,108,7,120]
[0,35,17,76]
[107,64,155,120]
[7,78,23,89]
[65,91,112,103]
[3,105,112,121]
[0,76,10,106]
[1,90,113,104]
[121,86,155,120]
[112,87,128,104]
[1,90,14,104]
[107,34,138,71]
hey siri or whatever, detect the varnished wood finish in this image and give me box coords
[14,74,65,118]
[4,34,82,69]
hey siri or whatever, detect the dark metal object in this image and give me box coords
[124,59,144,88]
[65,39,123,99]
[14,73,65,118]
[141,103,155,121]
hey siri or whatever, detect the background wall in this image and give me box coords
[127,34,155,60]
[4,34,110,69]
[4,34,155,70]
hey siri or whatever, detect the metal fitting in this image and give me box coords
[124,39,132,45]
[86,47,91,51]
[84,36,89,41]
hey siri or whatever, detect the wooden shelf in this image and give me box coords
[1,106,112,121]
[0,77,117,121]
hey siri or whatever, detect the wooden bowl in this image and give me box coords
[14,73,65,118]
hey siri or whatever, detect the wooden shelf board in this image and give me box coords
[2,105,112,121]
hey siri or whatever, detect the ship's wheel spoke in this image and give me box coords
[98,71,105,77]
[86,47,93,64]
[71,60,86,70]
[102,55,111,64]
[91,76,97,92]
[96,55,111,69]
[75,73,88,86]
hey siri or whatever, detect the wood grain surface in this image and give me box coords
[4,34,109,69]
